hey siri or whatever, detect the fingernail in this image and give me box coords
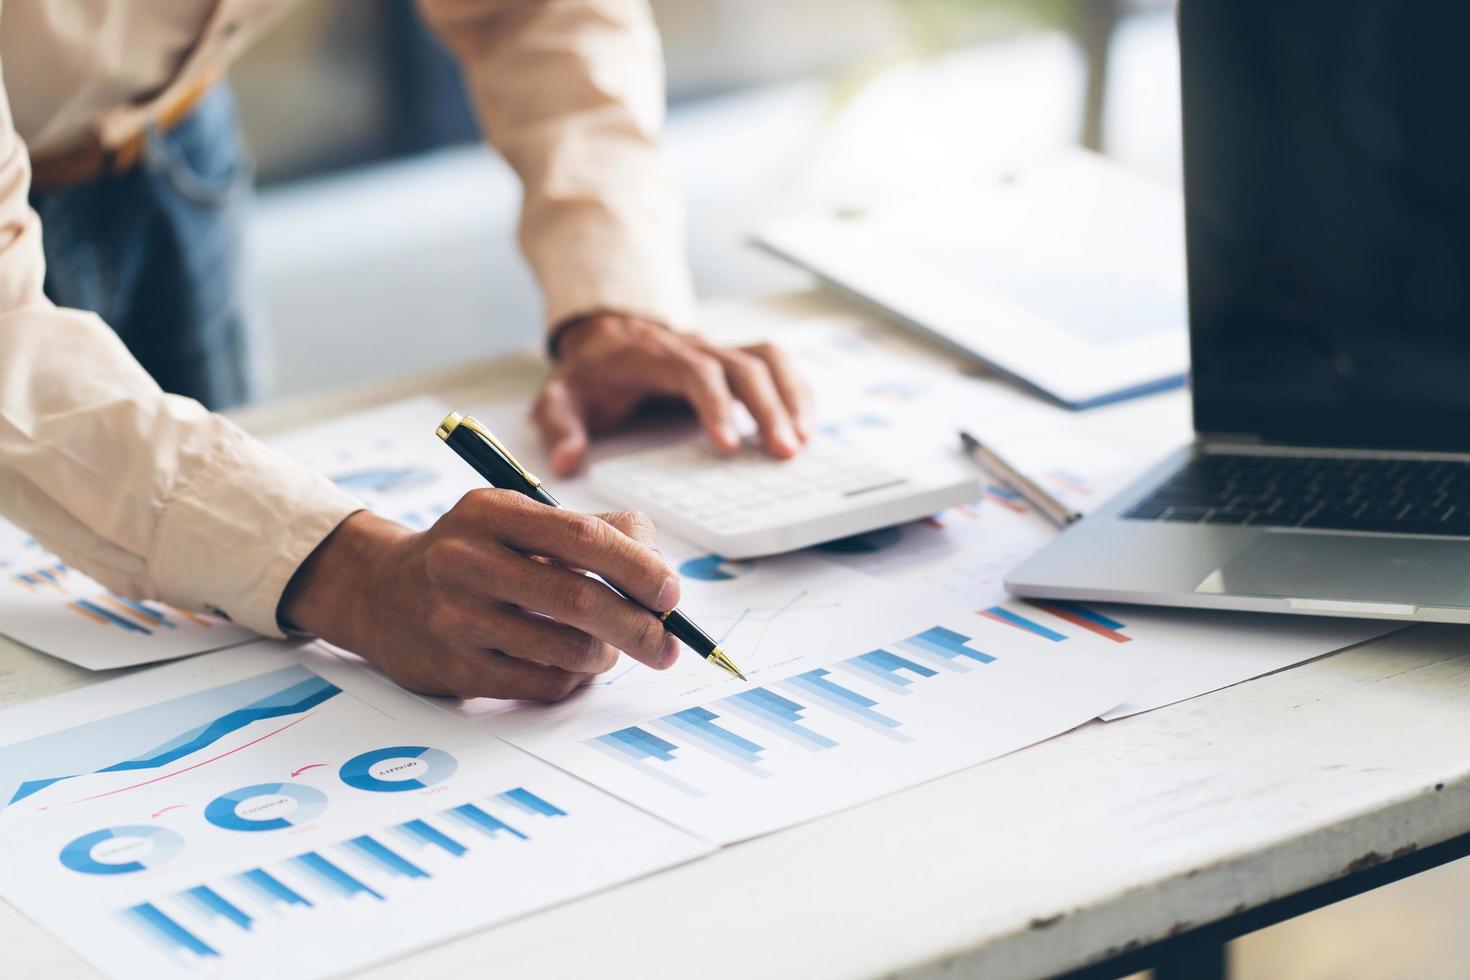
[776,420,799,454]
[656,575,680,611]
[795,412,813,440]
[552,443,579,475]
[719,421,740,449]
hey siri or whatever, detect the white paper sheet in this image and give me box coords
[0,644,712,980]
[269,395,484,531]
[450,558,1152,844]
[0,519,254,670]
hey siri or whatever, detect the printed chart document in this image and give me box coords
[0,519,253,670]
[452,557,1152,844]
[270,395,483,531]
[0,644,712,980]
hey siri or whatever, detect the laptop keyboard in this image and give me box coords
[1123,453,1470,536]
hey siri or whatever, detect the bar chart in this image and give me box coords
[0,647,714,980]
[504,602,1147,843]
[0,534,253,669]
[115,787,567,967]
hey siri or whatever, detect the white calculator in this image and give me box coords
[589,436,982,559]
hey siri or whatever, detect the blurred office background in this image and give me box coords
[231,2,1463,976]
[233,0,1179,397]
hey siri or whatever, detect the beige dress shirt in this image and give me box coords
[0,0,695,637]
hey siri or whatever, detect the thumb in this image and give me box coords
[532,378,589,477]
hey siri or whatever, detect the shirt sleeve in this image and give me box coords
[416,0,697,334]
[0,44,362,639]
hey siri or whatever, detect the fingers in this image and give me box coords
[716,348,800,458]
[465,606,622,674]
[532,377,589,477]
[601,508,661,553]
[444,648,594,702]
[499,560,676,668]
[745,341,815,441]
[665,345,741,452]
[471,493,678,611]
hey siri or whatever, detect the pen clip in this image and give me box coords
[437,411,543,487]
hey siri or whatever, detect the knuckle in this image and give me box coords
[603,509,654,539]
[426,601,462,638]
[725,350,763,376]
[423,536,474,585]
[679,350,723,385]
[633,614,665,653]
[564,512,606,551]
[558,577,603,622]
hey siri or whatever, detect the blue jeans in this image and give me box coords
[29,84,258,410]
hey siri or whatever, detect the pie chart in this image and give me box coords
[339,746,458,793]
[679,554,753,582]
[59,825,184,875]
[205,782,328,832]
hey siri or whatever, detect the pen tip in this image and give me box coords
[708,647,748,682]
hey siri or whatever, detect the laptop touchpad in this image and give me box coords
[1198,532,1470,609]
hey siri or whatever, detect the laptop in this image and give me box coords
[1006,0,1470,624]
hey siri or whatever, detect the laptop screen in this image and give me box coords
[1182,0,1470,450]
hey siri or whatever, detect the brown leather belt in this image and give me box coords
[29,75,220,194]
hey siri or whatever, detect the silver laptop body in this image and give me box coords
[1007,0,1470,625]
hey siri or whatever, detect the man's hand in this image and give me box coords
[278,493,680,702]
[533,314,815,477]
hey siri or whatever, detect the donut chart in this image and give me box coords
[59,825,184,875]
[339,746,457,793]
[205,782,328,832]
[678,554,753,582]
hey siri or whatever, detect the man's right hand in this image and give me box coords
[278,491,682,701]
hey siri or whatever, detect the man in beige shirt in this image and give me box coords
[0,1,812,699]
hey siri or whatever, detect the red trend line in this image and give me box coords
[291,764,326,778]
[151,804,186,818]
[70,712,319,805]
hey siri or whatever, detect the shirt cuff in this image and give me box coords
[528,209,697,337]
[148,420,363,639]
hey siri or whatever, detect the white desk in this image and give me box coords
[5,293,1470,980]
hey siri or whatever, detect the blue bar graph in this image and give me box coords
[583,625,1005,793]
[179,885,252,931]
[444,802,528,841]
[842,649,938,693]
[980,606,1067,642]
[783,669,910,741]
[120,902,218,960]
[660,707,772,776]
[898,626,998,671]
[234,868,313,910]
[496,787,567,819]
[343,835,430,879]
[109,595,177,629]
[395,818,467,857]
[72,598,152,635]
[288,851,385,901]
[588,727,705,798]
[717,687,839,750]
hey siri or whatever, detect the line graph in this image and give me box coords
[1,667,341,810]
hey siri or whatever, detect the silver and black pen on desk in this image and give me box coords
[959,430,1082,530]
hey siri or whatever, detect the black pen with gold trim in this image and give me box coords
[436,411,747,681]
